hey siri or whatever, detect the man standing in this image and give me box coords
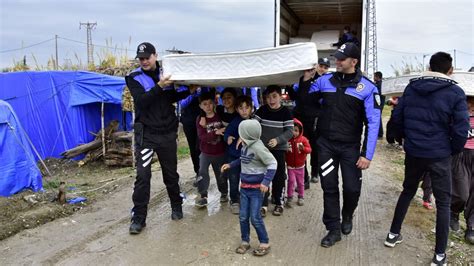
[374,71,385,138]
[125,42,194,234]
[309,43,381,247]
[287,57,330,187]
[384,52,469,266]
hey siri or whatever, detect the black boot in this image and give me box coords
[321,230,342,248]
[465,227,474,245]
[171,205,183,220]
[450,212,460,231]
[129,217,146,234]
[341,216,353,235]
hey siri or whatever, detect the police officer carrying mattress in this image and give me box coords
[308,42,381,247]
[125,42,195,234]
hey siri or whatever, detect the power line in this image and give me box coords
[58,36,135,52]
[0,38,55,53]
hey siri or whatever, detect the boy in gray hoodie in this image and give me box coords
[221,119,277,256]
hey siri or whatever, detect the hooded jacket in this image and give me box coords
[229,119,277,187]
[392,71,469,158]
[286,119,312,168]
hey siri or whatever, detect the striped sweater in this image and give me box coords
[254,105,293,151]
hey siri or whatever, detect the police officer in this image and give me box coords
[287,57,331,187]
[125,42,194,234]
[309,43,381,247]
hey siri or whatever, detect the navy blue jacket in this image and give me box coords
[309,70,381,160]
[392,73,469,158]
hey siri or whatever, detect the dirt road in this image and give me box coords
[4,146,458,266]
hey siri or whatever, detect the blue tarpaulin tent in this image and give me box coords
[0,100,43,196]
[0,71,129,160]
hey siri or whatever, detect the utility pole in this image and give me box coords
[453,49,457,69]
[55,34,59,70]
[79,22,97,67]
[365,0,378,79]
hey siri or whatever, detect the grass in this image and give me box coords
[178,146,190,160]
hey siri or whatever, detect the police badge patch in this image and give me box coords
[356,83,365,92]
[375,94,381,106]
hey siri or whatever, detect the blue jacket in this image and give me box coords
[309,70,381,160]
[392,72,469,158]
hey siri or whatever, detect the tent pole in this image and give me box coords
[101,102,106,162]
[131,111,136,168]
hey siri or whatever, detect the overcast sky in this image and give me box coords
[1,0,472,77]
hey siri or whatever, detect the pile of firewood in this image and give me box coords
[61,120,134,167]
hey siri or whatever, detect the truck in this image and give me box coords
[276,0,369,73]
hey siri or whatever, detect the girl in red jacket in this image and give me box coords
[286,119,312,207]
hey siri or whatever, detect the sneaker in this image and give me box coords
[341,216,353,235]
[304,181,310,190]
[311,176,319,183]
[384,232,403,247]
[450,213,460,231]
[430,253,447,266]
[193,175,203,188]
[171,205,183,220]
[260,206,267,218]
[272,205,284,216]
[285,197,293,208]
[195,197,208,208]
[422,200,434,210]
[321,230,341,248]
[465,227,474,244]
[231,203,240,215]
[129,217,146,234]
[297,198,304,206]
[220,194,229,203]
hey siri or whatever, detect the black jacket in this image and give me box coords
[392,72,469,158]
[125,63,189,134]
[288,74,321,119]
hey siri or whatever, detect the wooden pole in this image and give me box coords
[101,102,106,161]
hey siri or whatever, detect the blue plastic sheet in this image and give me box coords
[0,100,43,196]
[0,71,130,160]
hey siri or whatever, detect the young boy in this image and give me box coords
[450,96,474,244]
[195,92,227,207]
[224,95,254,214]
[285,118,312,207]
[221,119,277,256]
[254,85,293,216]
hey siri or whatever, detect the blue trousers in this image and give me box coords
[240,187,269,244]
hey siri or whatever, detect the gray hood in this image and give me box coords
[238,119,261,146]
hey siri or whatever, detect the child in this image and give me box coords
[223,95,254,214]
[221,119,277,256]
[254,85,293,216]
[195,92,227,207]
[450,96,474,244]
[285,119,312,207]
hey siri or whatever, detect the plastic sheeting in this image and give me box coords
[0,100,42,196]
[0,71,129,160]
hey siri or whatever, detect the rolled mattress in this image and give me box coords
[162,43,318,87]
[382,72,474,96]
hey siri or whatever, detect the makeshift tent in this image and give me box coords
[0,100,42,196]
[0,71,130,160]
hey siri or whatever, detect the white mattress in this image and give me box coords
[310,30,339,50]
[383,72,474,96]
[162,43,318,87]
[289,37,310,44]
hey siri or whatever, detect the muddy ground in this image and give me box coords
[0,114,473,265]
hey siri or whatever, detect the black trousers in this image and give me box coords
[386,110,403,145]
[390,155,451,254]
[182,121,201,175]
[132,129,182,220]
[451,149,474,228]
[317,136,362,230]
[298,116,319,179]
[263,150,286,207]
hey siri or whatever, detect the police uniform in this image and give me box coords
[125,42,190,226]
[309,43,381,233]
